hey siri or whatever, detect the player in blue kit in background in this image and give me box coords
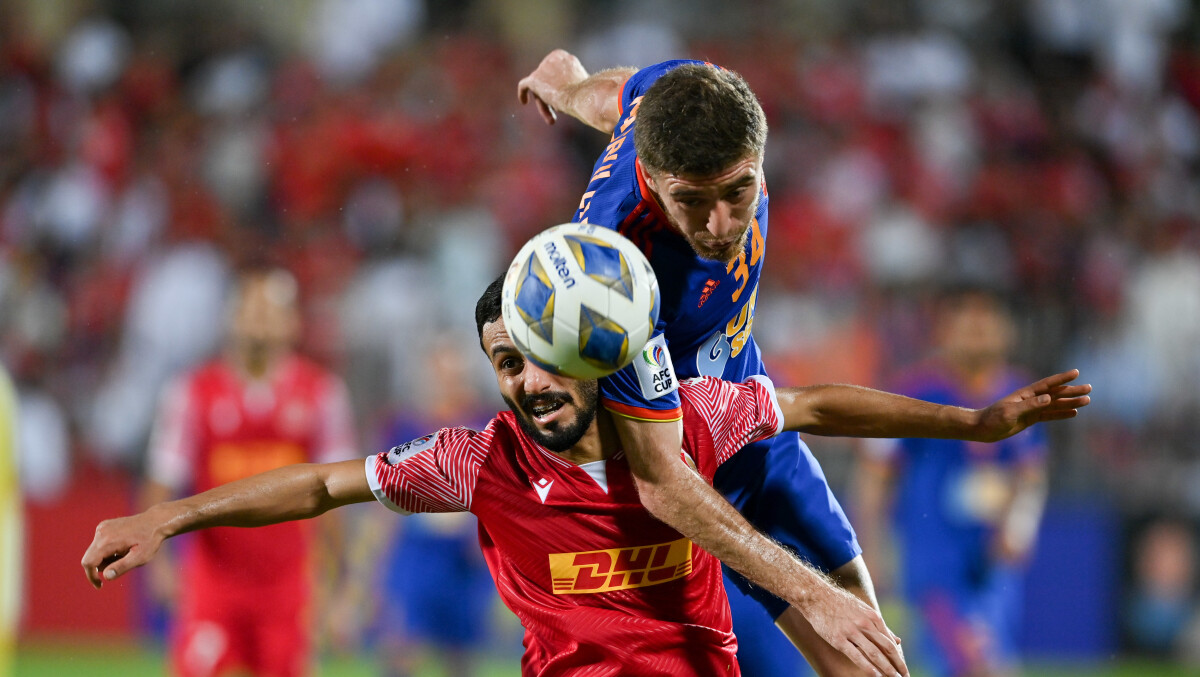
[518,50,879,675]
[330,340,497,677]
[856,288,1049,677]
[372,340,496,677]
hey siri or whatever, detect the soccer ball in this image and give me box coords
[502,223,660,379]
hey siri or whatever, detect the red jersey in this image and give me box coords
[366,376,784,677]
[148,355,356,597]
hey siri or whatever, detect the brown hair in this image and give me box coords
[634,63,767,178]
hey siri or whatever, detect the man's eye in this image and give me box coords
[726,189,745,201]
[501,358,518,370]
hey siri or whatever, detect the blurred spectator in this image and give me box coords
[89,242,230,463]
[14,376,68,503]
[1126,520,1199,658]
[141,267,357,677]
[306,0,424,87]
[856,288,1049,677]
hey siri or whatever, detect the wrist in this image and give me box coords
[786,559,838,609]
[148,500,188,540]
[958,406,987,441]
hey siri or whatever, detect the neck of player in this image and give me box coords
[556,408,619,466]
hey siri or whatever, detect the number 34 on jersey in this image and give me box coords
[697,216,763,378]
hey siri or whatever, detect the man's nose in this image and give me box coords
[523,360,555,393]
[707,201,738,239]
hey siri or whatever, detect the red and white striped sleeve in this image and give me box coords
[145,375,199,492]
[681,376,784,467]
[364,421,496,515]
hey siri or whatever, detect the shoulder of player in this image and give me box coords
[270,355,352,397]
[434,415,514,460]
[180,360,232,392]
[277,354,337,380]
[382,419,504,468]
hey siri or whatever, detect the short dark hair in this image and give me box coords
[475,274,505,348]
[635,64,767,178]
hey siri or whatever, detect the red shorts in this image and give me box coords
[170,586,310,677]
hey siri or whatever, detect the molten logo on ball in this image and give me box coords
[502,223,660,380]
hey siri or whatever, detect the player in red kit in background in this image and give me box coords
[141,267,357,677]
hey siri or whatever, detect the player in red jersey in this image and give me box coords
[141,267,357,677]
[87,276,1087,676]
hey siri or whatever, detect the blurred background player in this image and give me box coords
[334,338,497,677]
[856,287,1050,677]
[0,363,19,677]
[141,267,357,677]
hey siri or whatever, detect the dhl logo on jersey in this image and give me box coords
[209,441,306,486]
[548,538,692,594]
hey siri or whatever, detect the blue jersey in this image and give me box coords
[376,414,495,647]
[875,364,1046,675]
[571,62,860,637]
[880,364,1047,597]
[574,60,767,419]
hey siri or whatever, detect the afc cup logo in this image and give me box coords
[643,344,666,368]
[385,433,436,466]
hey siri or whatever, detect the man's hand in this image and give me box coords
[518,50,632,133]
[971,369,1092,442]
[82,507,170,588]
[518,49,589,125]
[803,582,908,676]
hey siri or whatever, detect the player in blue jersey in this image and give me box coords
[519,51,1086,675]
[856,289,1050,677]
[519,51,908,675]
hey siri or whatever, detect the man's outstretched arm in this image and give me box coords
[518,50,634,134]
[82,460,372,588]
[778,369,1091,442]
[613,416,908,677]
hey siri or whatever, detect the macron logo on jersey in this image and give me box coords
[534,477,554,503]
[633,334,678,401]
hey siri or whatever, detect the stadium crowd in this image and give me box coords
[4,0,1200,668]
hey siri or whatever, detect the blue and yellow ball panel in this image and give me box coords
[578,305,630,370]
[513,252,556,343]
[510,331,562,375]
[564,234,633,301]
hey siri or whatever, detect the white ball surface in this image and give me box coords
[501,223,660,379]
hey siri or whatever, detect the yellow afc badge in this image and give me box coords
[549,538,693,594]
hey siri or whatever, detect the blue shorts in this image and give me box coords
[713,431,862,619]
[907,566,1024,676]
[377,521,493,648]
